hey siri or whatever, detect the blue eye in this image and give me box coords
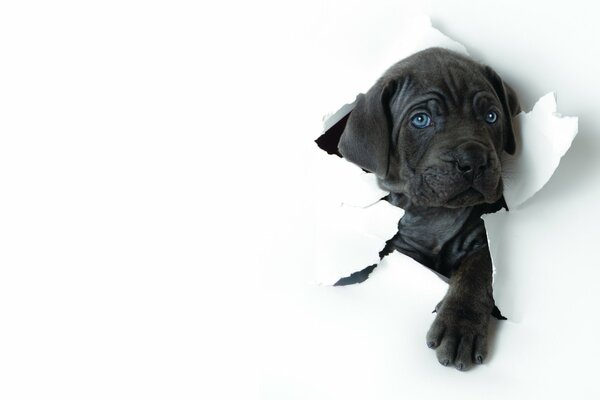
[485,111,498,124]
[410,113,432,129]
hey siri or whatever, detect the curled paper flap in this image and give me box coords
[502,92,579,209]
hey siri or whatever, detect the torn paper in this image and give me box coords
[502,93,579,209]
[313,16,578,287]
[313,200,404,286]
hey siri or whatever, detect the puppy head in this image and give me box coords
[338,48,519,208]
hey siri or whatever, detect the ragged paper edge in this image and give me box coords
[313,200,404,286]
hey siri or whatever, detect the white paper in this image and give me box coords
[311,150,389,209]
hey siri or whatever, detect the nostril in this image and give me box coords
[456,162,473,174]
[455,160,481,182]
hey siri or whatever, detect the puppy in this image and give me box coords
[337,48,519,370]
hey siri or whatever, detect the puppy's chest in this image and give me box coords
[389,205,486,277]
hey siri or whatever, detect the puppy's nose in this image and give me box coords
[455,143,488,182]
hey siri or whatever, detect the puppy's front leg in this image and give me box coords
[426,247,494,370]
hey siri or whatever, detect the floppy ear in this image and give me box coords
[338,81,396,178]
[483,66,520,155]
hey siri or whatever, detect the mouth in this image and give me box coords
[445,188,485,207]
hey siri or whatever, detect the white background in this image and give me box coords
[1,1,599,399]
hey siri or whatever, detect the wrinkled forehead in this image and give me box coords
[387,62,499,118]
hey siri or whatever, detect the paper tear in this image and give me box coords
[313,16,578,288]
[502,92,579,209]
[313,199,404,286]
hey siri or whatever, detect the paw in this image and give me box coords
[426,298,490,371]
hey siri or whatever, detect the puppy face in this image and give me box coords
[339,48,519,208]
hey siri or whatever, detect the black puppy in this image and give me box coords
[337,48,519,370]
